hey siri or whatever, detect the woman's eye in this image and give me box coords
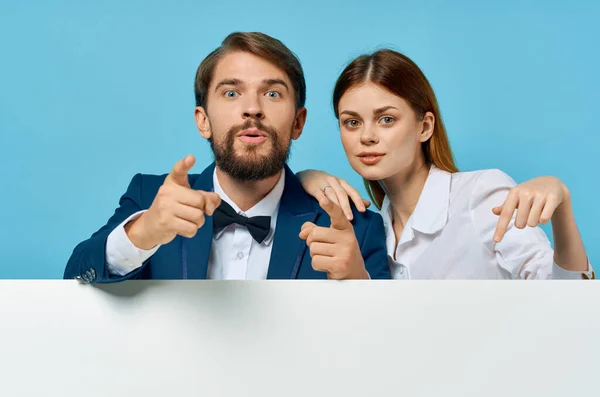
[344,119,360,128]
[380,116,395,124]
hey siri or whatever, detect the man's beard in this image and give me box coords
[209,119,292,181]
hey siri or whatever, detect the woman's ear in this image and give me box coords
[419,111,435,143]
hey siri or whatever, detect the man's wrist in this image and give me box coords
[125,215,157,250]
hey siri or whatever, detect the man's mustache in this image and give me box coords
[228,119,276,138]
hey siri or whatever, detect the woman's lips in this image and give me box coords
[357,152,385,165]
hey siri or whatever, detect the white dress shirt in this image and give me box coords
[380,166,593,280]
[105,170,285,279]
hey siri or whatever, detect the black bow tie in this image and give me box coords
[212,200,271,244]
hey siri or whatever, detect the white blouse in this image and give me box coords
[380,166,593,279]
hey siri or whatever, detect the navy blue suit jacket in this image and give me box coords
[64,163,391,282]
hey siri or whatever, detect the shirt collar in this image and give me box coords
[379,165,452,237]
[212,169,285,245]
[378,197,397,258]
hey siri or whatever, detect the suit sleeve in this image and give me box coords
[63,173,151,283]
[359,213,391,279]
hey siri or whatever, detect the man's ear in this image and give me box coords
[195,107,211,139]
[291,107,307,140]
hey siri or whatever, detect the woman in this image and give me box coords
[298,49,592,279]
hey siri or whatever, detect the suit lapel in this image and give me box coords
[182,163,216,279]
[267,165,318,279]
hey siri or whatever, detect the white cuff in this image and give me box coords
[552,260,595,280]
[105,210,160,276]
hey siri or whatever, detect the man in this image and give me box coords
[64,32,390,283]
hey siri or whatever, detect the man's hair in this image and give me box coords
[194,32,306,109]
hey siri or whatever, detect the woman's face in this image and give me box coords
[337,82,434,181]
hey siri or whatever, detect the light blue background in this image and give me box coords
[1,0,598,278]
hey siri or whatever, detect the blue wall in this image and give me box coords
[1,0,598,278]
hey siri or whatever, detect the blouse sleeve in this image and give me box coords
[468,169,593,279]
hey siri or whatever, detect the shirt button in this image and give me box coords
[237,252,244,259]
